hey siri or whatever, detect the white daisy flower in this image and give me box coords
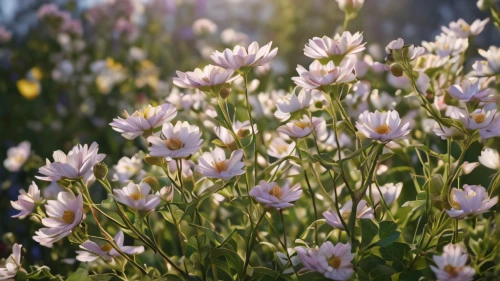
[112,155,145,184]
[0,244,22,280]
[196,148,245,181]
[464,108,496,130]
[173,65,239,92]
[274,88,313,121]
[448,78,495,103]
[295,246,321,272]
[304,31,366,61]
[335,0,364,13]
[11,181,43,219]
[323,199,374,230]
[192,18,217,36]
[316,242,355,281]
[267,138,295,159]
[249,180,302,210]
[33,191,84,247]
[37,142,106,182]
[76,230,144,262]
[277,115,326,139]
[478,148,500,170]
[3,141,31,172]
[214,120,258,147]
[112,182,161,211]
[447,185,498,219]
[442,18,490,38]
[473,46,500,76]
[292,58,356,90]
[210,41,278,71]
[109,103,177,140]
[368,182,403,206]
[42,181,64,199]
[427,33,468,58]
[147,121,203,161]
[355,110,411,142]
[431,244,475,281]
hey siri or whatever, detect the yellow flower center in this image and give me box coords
[374,124,392,135]
[328,255,342,269]
[165,138,184,150]
[101,244,113,252]
[269,185,283,199]
[213,160,228,173]
[461,25,470,32]
[130,191,143,201]
[277,144,289,155]
[471,113,486,124]
[13,155,25,164]
[466,190,477,199]
[293,121,311,129]
[62,210,75,224]
[444,265,460,277]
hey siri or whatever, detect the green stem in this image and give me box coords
[243,74,258,186]
[241,210,267,280]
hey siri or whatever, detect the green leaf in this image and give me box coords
[377,221,400,247]
[360,219,378,249]
[88,275,113,281]
[66,265,88,281]
[380,242,410,272]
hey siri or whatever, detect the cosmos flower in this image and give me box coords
[249,180,302,209]
[316,242,355,281]
[478,148,500,170]
[447,185,498,219]
[431,244,475,281]
[304,32,365,61]
[295,246,321,272]
[292,58,356,90]
[463,108,496,131]
[323,199,374,229]
[3,141,31,172]
[210,41,278,71]
[0,244,22,280]
[109,103,177,140]
[214,120,258,147]
[112,155,146,184]
[33,192,84,247]
[277,115,326,139]
[147,121,203,161]
[11,181,43,219]
[76,230,144,262]
[274,88,313,121]
[442,18,490,38]
[368,182,403,206]
[37,142,106,182]
[267,138,295,159]
[196,148,245,181]
[473,46,500,76]
[426,33,468,58]
[355,110,411,142]
[448,78,495,103]
[112,182,161,211]
[173,65,239,92]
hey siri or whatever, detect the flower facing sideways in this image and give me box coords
[448,78,495,103]
[3,141,30,172]
[478,148,500,170]
[323,199,374,229]
[295,242,354,280]
[210,41,278,71]
[356,110,411,142]
[37,142,106,182]
[249,180,302,209]
[267,137,295,159]
[76,230,144,262]
[33,191,84,247]
[274,88,313,121]
[196,147,245,181]
[112,155,146,184]
[109,103,177,140]
[292,58,356,90]
[0,244,22,280]
[303,31,365,62]
[431,244,475,281]
[367,182,403,206]
[147,121,203,161]
[173,64,239,93]
[11,181,43,219]
[215,120,258,148]
[112,182,161,211]
[473,46,500,76]
[446,185,498,219]
[442,18,490,38]
[277,115,326,139]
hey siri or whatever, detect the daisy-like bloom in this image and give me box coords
[11,181,43,219]
[3,141,30,172]
[336,0,364,13]
[214,120,258,148]
[473,46,500,76]
[303,31,365,61]
[478,148,500,170]
[442,18,490,38]
[429,33,468,58]
[267,138,295,159]
[355,110,411,142]
[316,242,355,281]
[112,182,161,212]
[277,115,326,139]
[323,199,374,229]
[0,244,22,280]
[447,185,498,219]
[385,38,425,61]
[196,148,245,181]
[147,121,203,161]
[431,244,475,281]
[448,78,495,103]
[33,191,84,247]
[37,142,106,182]
[295,246,321,272]
[464,108,496,130]
[210,41,278,71]
[249,180,302,209]
[167,159,195,178]
[274,88,313,121]
[173,65,239,93]
[112,155,145,184]
[109,103,177,140]
[192,18,217,36]
[368,182,403,206]
[76,230,144,262]
[292,58,356,90]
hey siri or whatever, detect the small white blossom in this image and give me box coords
[323,199,374,229]
[448,78,495,103]
[274,88,313,121]
[249,180,302,209]
[0,244,22,280]
[292,58,356,90]
[277,115,326,139]
[473,46,500,76]
[192,18,217,36]
[304,31,366,60]
[210,41,278,70]
[173,65,239,92]
[442,18,490,38]
[214,121,258,147]
[431,244,475,281]
[4,141,31,172]
[147,121,203,161]
[478,148,500,170]
[113,182,161,211]
[447,185,498,219]
[267,138,295,159]
[355,110,411,142]
[336,0,364,12]
[112,155,145,184]
[11,181,43,219]
[368,182,402,206]
[196,148,245,181]
[317,242,355,281]
[426,33,468,58]
[76,230,144,262]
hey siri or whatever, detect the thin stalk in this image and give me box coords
[241,210,267,280]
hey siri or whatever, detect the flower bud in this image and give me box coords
[144,155,165,166]
[142,177,160,192]
[389,63,404,77]
[219,86,232,99]
[337,0,364,14]
[160,185,174,201]
[93,162,108,181]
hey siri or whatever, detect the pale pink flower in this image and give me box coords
[316,242,355,281]
[0,244,22,280]
[447,185,498,219]
[323,199,374,229]
[210,41,278,70]
[431,244,475,281]
[113,182,161,211]
[76,230,144,262]
[356,110,411,142]
[11,181,43,219]
[4,141,31,172]
[196,148,245,181]
[442,18,490,38]
[173,65,239,92]
[304,32,365,60]
[292,58,356,90]
[249,180,302,209]
[277,115,326,139]
[448,78,495,103]
[147,121,203,161]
